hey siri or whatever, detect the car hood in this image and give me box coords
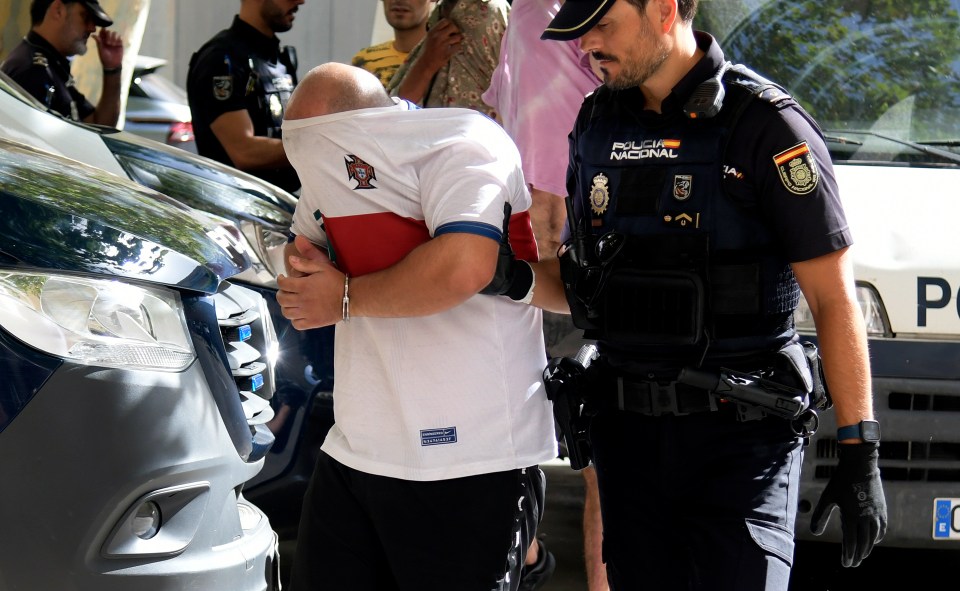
[101,129,298,223]
[0,139,246,293]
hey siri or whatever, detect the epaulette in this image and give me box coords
[31,52,49,68]
[723,64,794,110]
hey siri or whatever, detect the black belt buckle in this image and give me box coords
[615,378,717,416]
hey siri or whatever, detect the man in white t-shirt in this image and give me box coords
[276,62,557,591]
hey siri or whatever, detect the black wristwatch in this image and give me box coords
[837,420,881,442]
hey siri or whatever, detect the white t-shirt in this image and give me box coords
[283,100,557,481]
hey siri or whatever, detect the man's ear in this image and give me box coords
[652,0,678,33]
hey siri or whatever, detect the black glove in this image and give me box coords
[480,202,534,301]
[810,442,887,567]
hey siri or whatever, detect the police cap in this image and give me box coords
[31,0,114,27]
[541,0,615,41]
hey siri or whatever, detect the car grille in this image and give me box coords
[213,283,278,428]
[810,377,960,482]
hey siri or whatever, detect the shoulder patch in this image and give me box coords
[212,75,233,100]
[773,142,819,195]
[31,52,48,68]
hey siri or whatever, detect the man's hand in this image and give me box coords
[277,244,344,330]
[93,29,123,71]
[810,442,887,567]
[421,18,463,72]
[287,235,329,278]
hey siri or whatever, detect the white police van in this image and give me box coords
[697,0,960,548]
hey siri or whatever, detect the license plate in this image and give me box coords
[934,498,960,539]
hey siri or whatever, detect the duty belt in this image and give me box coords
[611,378,720,416]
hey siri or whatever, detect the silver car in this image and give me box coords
[125,56,197,153]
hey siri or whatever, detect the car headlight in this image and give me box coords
[115,155,289,288]
[793,282,891,337]
[239,219,287,279]
[0,271,196,371]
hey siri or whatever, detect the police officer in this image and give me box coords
[485,0,888,588]
[187,0,305,193]
[2,0,123,126]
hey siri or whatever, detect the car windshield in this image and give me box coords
[697,0,960,166]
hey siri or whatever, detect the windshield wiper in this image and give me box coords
[822,133,864,146]
[826,129,960,164]
[920,140,960,147]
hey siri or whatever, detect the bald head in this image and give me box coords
[285,62,395,120]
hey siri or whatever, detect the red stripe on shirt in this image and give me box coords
[324,212,431,277]
[509,211,539,262]
[323,208,539,277]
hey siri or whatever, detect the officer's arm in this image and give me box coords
[84,29,123,127]
[210,109,290,171]
[528,258,571,314]
[791,246,874,432]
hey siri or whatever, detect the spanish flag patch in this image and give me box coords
[773,142,819,195]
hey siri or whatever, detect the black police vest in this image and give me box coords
[242,52,295,140]
[189,31,299,191]
[563,68,800,364]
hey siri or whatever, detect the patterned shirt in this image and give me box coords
[351,40,408,88]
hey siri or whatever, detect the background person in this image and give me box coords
[352,0,438,87]
[490,0,886,588]
[186,0,304,193]
[276,62,557,591]
[387,0,508,119]
[2,0,123,126]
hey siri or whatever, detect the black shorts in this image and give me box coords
[289,451,546,591]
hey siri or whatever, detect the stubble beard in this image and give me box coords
[605,39,669,90]
[263,1,295,33]
[604,17,670,91]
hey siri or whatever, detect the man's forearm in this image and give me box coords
[814,299,874,428]
[90,70,122,126]
[350,233,498,318]
[396,58,441,104]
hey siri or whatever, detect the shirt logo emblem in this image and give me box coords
[421,427,458,446]
[345,155,377,190]
[773,142,819,195]
[590,173,610,215]
[673,174,693,201]
[212,75,233,100]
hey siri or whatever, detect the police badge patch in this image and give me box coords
[345,155,377,189]
[673,174,693,201]
[213,75,233,101]
[590,173,610,215]
[773,142,819,195]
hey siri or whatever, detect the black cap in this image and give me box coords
[32,0,113,27]
[76,0,113,26]
[541,0,615,41]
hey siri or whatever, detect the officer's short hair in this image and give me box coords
[625,0,698,22]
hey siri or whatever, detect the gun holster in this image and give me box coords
[543,344,598,470]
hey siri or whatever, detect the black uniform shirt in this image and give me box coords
[187,16,299,192]
[569,32,852,264]
[1,31,95,121]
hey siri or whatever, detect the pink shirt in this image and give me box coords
[482,0,601,197]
